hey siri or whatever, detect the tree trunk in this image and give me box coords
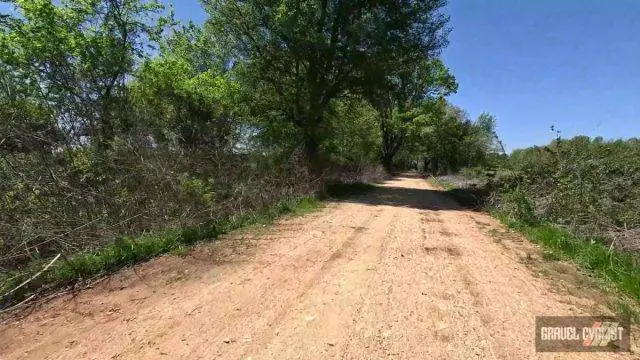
[423,156,430,173]
[301,113,326,176]
[381,155,397,174]
[304,134,322,173]
[380,116,403,174]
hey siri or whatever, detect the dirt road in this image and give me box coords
[0,175,635,359]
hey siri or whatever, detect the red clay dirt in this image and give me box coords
[0,175,636,359]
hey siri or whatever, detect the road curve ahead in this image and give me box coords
[0,174,634,359]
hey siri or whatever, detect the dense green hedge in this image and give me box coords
[492,136,640,252]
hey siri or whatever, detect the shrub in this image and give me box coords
[490,136,640,252]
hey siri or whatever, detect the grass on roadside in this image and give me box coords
[429,175,485,209]
[1,182,377,312]
[1,195,323,311]
[495,213,640,321]
[428,174,640,321]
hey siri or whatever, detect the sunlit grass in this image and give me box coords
[1,195,323,310]
[496,213,640,321]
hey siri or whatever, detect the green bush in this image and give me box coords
[493,136,640,251]
[500,187,538,225]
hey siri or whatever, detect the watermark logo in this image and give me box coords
[536,316,630,352]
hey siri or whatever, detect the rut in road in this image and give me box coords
[0,174,635,359]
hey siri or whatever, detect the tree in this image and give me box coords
[323,97,381,166]
[458,112,505,168]
[367,59,457,170]
[0,0,169,147]
[402,101,501,174]
[131,25,241,150]
[203,0,451,171]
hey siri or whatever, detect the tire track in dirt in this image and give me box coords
[119,202,387,360]
[240,207,401,359]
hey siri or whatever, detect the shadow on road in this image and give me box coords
[334,176,463,212]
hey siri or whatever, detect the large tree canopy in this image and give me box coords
[0,0,168,148]
[202,0,450,170]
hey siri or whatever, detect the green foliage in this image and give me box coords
[1,195,322,308]
[371,59,458,170]
[323,98,382,166]
[0,0,169,146]
[132,55,241,148]
[204,0,451,169]
[494,136,640,251]
[437,134,640,315]
[0,0,463,310]
[498,215,640,316]
[500,186,538,225]
[402,100,503,174]
[434,135,640,314]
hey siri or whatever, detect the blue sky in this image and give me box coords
[2,0,638,151]
[443,0,640,151]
